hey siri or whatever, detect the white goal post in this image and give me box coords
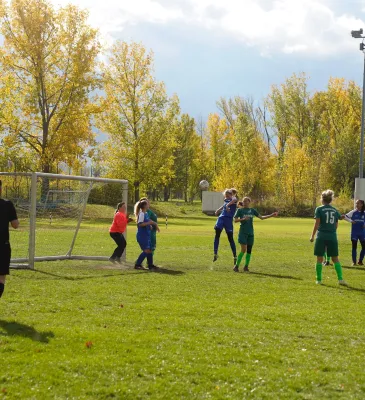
[0,172,128,269]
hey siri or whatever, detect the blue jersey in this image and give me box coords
[220,198,237,218]
[345,209,365,238]
[137,211,151,236]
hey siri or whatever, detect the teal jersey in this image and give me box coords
[314,205,341,237]
[147,209,157,231]
[234,208,259,235]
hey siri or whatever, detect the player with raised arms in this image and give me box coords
[343,199,365,266]
[310,189,347,286]
[213,189,237,265]
[134,200,160,271]
[233,197,278,272]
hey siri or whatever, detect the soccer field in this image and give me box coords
[2,217,365,399]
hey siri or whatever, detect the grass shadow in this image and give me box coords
[321,283,365,293]
[33,269,122,281]
[249,271,303,280]
[152,267,185,276]
[0,320,54,343]
[342,265,365,271]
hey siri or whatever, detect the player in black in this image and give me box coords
[0,180,19,298]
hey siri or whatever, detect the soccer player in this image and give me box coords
[344,199,365,266]
[310,190,347,286]
[0,179,19,299]
[109,202,132,264]
[213,189,237,265]
[233,197,278,272]
[140,197,158,255]
[134,200,160,271]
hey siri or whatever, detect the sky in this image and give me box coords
[52,0,365,121]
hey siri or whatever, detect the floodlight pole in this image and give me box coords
[352,29,365,203]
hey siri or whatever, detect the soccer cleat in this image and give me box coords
[316,280,322,285]
[325,261,330,266]
[115,257,122,264]
[358,261,364,266]
[352,263,357,267]
[338,280,348,287]
[243,265,249,273]
[134,265,146,270]
[148,265,159,271]
[109,257,116,264]
[213,254,218,262]
[233,266,239,272]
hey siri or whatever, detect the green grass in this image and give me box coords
[2,216,365,399]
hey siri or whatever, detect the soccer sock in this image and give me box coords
[315,263,322,282]
[245,253,252,266]
[352,248,357,264]
[214,237,220,255]
[236,252,244,267]
[0,283,4,298]
[334,262,343,281]
[135,252,147,266]
[146,253,153,267]
[360,248,365,262]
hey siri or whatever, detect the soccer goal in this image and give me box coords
[0,172,128,269]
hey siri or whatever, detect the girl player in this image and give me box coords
[134,200,160,271]
[310,190,347,286]
[233,197,278,272]
[344,199,365,266]
[213,189,237,265]
[109,202,132,263]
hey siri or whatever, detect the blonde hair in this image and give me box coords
[321,190,334,204]
[134,197,149,217]
[134,200,148,218]
[243,196,251,203]
[230,188,238,196]
[223,189,233,196]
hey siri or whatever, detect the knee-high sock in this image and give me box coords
[227,232,236,257]
[352,240,358,264]
[316,263,322,282]
[236,252,244,267]
[146,253,153,267]
[334,262,343,280]
[135,252,147,266]
[214,229,222,254]
[245,253,252,266]
[360,241,365,262]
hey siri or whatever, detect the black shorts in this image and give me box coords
[0,243,11,275]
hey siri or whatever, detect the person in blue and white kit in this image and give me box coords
[344,199,365,266]
[213,188,237,265]
[134,199,160,271]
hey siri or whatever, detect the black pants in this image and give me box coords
[110,233,126,259]
[0,243,11,275]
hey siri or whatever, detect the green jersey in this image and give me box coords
[234,208,259,235]
[147,209,157,231]
[314,205,341,239]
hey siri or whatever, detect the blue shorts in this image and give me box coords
[215,217,233,233]
[351,233,365,242]
[137,232,151,250]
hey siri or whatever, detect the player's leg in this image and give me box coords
[135,234,148,270]
[213,222,223,261]
[244,236,254,272]
[329,241,347,286]
[150,230,156,256]
[358,239,365,265]
[0,243,10,298]
[351,238,358,266]
[109,233,125,263]
[225,219,237,265]
[234,242,247,272]
[314,238,325,284]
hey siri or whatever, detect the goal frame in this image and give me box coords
[0,172,128,269]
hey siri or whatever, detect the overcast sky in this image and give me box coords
[52,0,365,120]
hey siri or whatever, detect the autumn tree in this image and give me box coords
[97,41,179,202]
[0,0,100,186]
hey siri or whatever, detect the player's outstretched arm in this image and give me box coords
[258,212,279,220]
[215,206,224,215]
[342,213,355,224]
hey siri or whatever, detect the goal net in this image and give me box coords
[0,172,128,269]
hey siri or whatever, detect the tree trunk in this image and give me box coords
[134,181,140,203]
[41,163,51,201]
[163,186,169,202]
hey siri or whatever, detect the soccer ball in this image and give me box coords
[199,180,209,191]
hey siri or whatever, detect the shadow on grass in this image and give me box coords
[342,265,365,272]
[152,267,185,276]
[33,269,122,281]
[0,320,54,343]
[249,271,303,280]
